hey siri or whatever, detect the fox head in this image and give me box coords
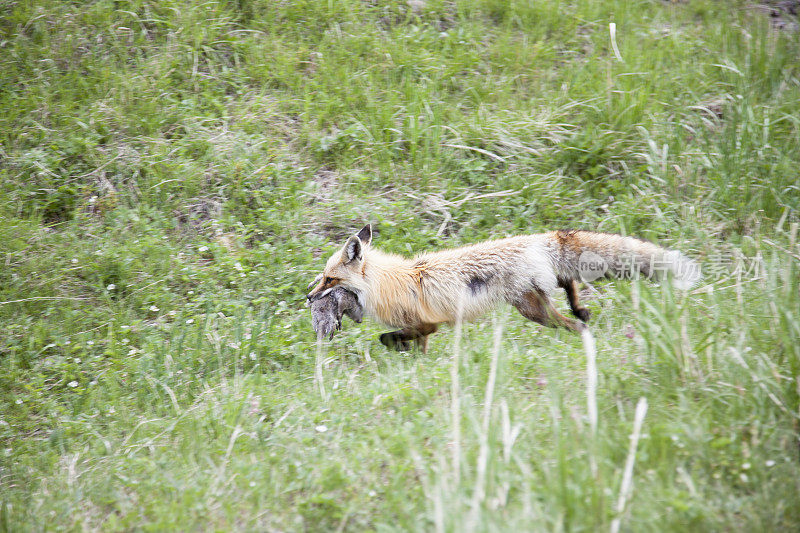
[306,224,372,302]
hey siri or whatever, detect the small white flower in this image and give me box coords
[15,399,23,405]
[107,284,116,291]
[198,245,209,253]
[127,348,137,356]
[741,462,751,470]
[121,338,129,345]
[234,262,243,272]
[249,481,256,487]
[71,258,78,264]
[249,352,257,361]
[74,358,81,364]
[149,305,159,312]
[168,310,177,316]
[87,340,94,346]
[315,425,328,433]
[90,380,98,386]
[67,381,78,388]
[766,460,776,467]
[188,290,195,295]
[185,318,195,324]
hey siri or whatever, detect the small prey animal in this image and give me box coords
[307,281,364,341]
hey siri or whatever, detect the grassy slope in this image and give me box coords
[1,0,799,530]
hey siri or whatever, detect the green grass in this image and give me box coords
[1,0,799,530]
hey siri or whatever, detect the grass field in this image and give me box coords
[1,0,799,530]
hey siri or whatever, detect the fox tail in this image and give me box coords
[555,230,701,290]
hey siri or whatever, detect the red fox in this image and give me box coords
[307,225,700,351]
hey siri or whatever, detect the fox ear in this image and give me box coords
[344,235,363,263]
[356,224,372,246]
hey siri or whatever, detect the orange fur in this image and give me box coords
[307,225,699,349]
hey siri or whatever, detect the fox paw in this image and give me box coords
[574,307,591,322]
[379,332,411,351]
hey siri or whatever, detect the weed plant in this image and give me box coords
[1,0,799,530]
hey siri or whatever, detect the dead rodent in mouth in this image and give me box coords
[309,286,364,340]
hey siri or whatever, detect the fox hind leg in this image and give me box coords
[514,290,585,332]
[560,279,591,322]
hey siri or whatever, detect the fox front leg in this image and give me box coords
[379,324,438,353]
[379,330,413,352]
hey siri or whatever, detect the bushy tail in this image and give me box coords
[555,230,701,290]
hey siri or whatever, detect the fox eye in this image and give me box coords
[325,277,333,284]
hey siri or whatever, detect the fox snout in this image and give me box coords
[307,285,324,302]
[307,291,320,302]
[307,286,335,302]
[306,274,324,302]
[306,274,340,302]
